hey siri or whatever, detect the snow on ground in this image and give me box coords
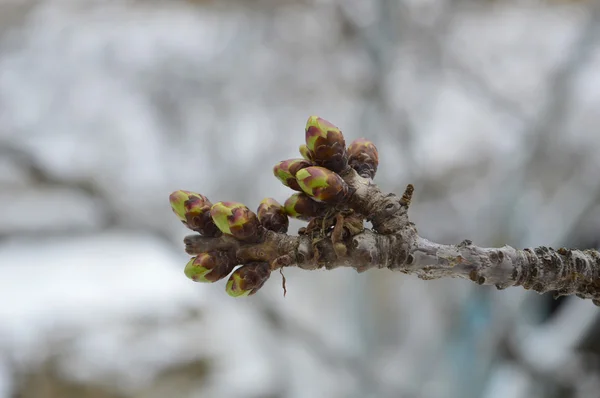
[0,233,280,397]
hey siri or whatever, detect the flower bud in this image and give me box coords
[170,190,191,222]
[210,202,262,242]
[225,262,271,297]
[295,166,349,203]
[348,138,379,179]
[257,198,289,233]
[299,144,313,161]
[283,192,327,220]
[184,252,236,283]
[169,190,220,236]
[273,159,313,191]
[305,116,348,172]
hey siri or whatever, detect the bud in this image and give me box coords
[299,144,313,161]
[283,192,327,220]
[210,202,262,242]
[257,198,289,233]
[169,190,220,236]
[348,138,379,179]
[225,262,271,297]
[184,252,236,283]
[273,159,313,191]
[305,116,348,172]
[295,166,349,203]
[170,190,191,222]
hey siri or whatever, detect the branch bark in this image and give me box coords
[183,168,600,304]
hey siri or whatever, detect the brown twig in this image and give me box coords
[183,168,600,304]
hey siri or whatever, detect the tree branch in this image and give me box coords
[181,168,600,304]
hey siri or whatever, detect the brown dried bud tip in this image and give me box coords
[305,116,348,173]
[257,198,289,233]
[348,138,379,179]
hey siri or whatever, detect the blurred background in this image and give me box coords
[1,0,600,397]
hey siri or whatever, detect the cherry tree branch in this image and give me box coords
[182,168,600,304]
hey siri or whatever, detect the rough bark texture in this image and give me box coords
[183,168,600,304]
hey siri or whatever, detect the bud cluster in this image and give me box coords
[170,115,381,297]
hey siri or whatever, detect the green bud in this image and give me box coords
[348,138,379,179]
[273,159,313,191]
[305,116,348,172]
[169,190,220,236]
[184,252,235,283]
[169,190,192,222]
[299,144,313,161]
[225,262,271,297]
[210,201,262,242]
[257,198,289,233]
[283,192,327,220]
[295,166,349,203]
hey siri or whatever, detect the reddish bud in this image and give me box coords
[169,190,221,236]
[305,116,348,172]
[225,262,271,297]
[295,166,350,203]
[273,159,313,191]
[283,192,327,221]
[210,202,262,242]
[348,138,379,179]
[257,198,289,233]
[184,252,236,283]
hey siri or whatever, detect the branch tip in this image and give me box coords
[399,184,414,208]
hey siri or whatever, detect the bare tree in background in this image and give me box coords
[1,0,600,398]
